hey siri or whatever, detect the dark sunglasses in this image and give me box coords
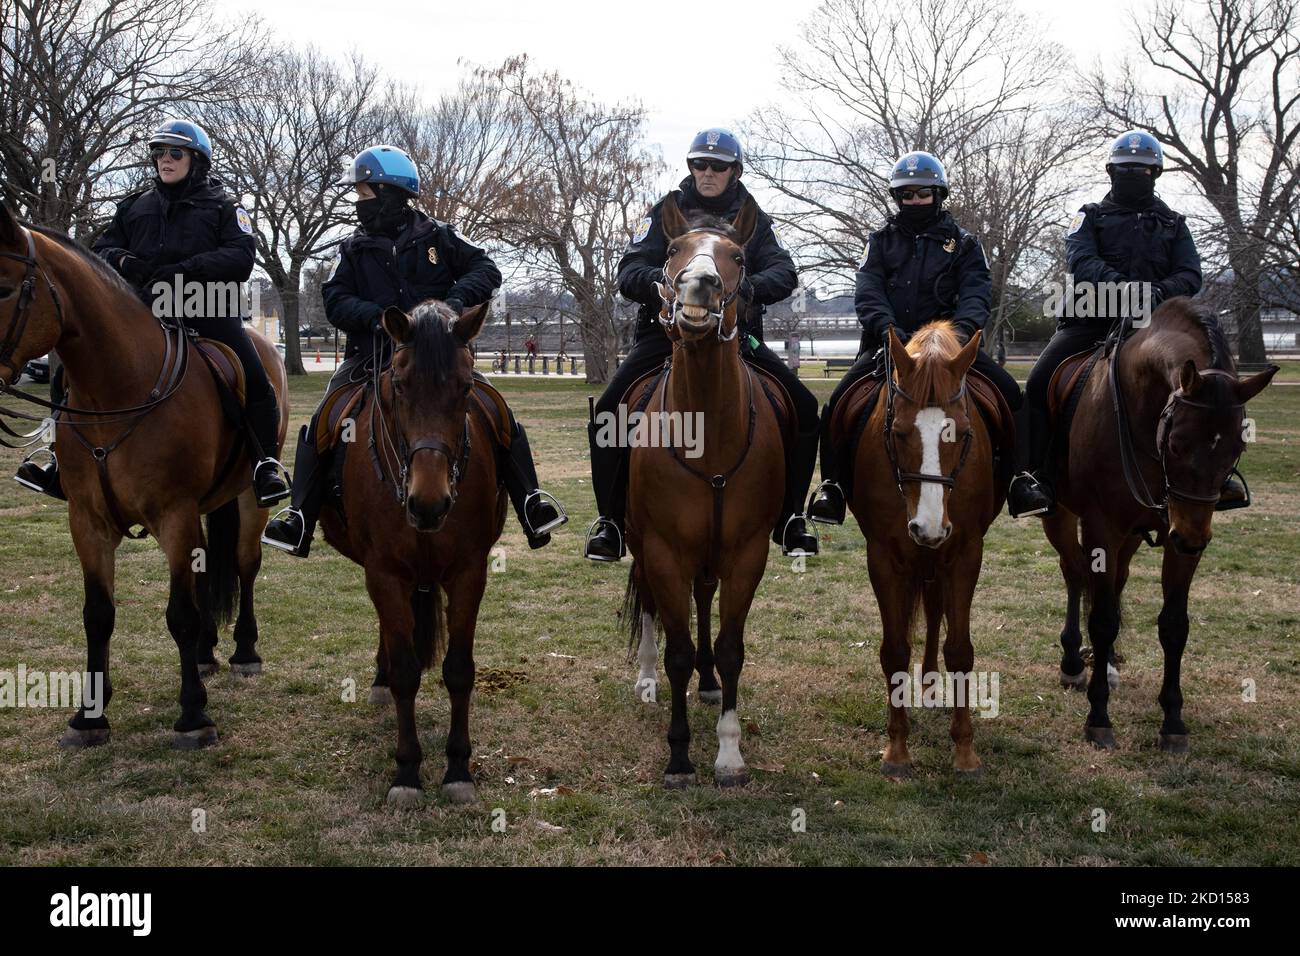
[150,147,188,162]
[690,158,735,173]
[1111,164,1153,175]
[895,186,935,200]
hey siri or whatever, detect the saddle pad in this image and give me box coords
[470,377,513,451]
[1048,348,1100,422]
[967,368,1016,463]
[195,339,245,408]
[318,382,367,454]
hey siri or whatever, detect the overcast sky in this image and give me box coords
[222,0,1150,210]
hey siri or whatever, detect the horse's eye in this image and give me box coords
[667,246,678,256]
[392,378,403,394]
[0,286,14,299]
[733,254,743,264]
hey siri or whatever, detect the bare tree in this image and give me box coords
[743,0,1088,344]
[1083,0,1300,363]
[475,55,662,384]
[201,46,386,375]
[0,0,259,233]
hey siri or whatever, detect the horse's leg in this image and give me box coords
[1081,519,1124,749]
[158,510,218,749]
[1156,544,1201,753]
[632,562,659,703]
[1104,535,1142,690]
[194,512,219,677]
[642,542,695,788]
[1043,507,1087,688]
[921,577,943,702]
[365,567,423,805]
[942,547,983,777]
[59,506,121,748]
[868,545,913,776]
[694,576,722,705]
[441,563,488,804]
[229,489,265,676]
[712,539,766,787]
[369,632,392,706]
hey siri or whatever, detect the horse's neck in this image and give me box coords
[668,338,749,468]
[49,254,165,411]
[1124,329,1207,422]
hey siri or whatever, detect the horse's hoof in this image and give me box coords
[1059,668,1087,690]
[442,781,478,804]
[697,688,723,706]
[1085,725,1116,750]
[59,726,109,749]
[230,661,262,677]
[386,785,423,807]
[714,767,748,788]
[1107,663,1120,691]
[173,726,219,750]
[196,662,220,679]
[1159,733,1190,754]
[369,685,393,706]
[881,761,913,779]
[954,765,984,780]
[634,678,657,704]
[663,772,695,790]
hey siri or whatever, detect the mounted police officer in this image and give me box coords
[583,128,821,561]
[1006,130,1244,517]
[15,119,290,506]
[262,144,565,557]
[807,150,1022,525]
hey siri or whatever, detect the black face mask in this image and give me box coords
[896,202,941,232]
[1109,170,1156,207]
[357,190,411,238]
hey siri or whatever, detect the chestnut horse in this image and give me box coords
[848,323,996,777]
[1041,300,1276,752]
[0,205,286,748]
[318,300,504,805]
[622,196,784,789]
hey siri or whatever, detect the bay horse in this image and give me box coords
[318,300,504,805]
[847,323,996,777]
[0,204,286,749]
[622,195,786,789]
[1041,300,1276,752]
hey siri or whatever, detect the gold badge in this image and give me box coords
[427,247,438,265]
[943,238,957,253]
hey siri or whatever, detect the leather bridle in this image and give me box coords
[882,341,974,499]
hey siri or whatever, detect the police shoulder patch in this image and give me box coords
[858,239,870,268]
[632,216,652,244]
[1066,211,1086,236]
[773,229,788,251]
[235,206,253,235]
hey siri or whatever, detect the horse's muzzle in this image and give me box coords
[406,493,451,532]
[1169,530,1208,556]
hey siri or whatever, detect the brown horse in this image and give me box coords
[318,300,504,805]
[847,322,996,777]
[622,195,785,789]
[0,204,286,748]
[1041,300,1276,751]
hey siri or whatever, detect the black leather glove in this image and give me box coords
[118,254,149,285]
[145,262,187,287]
[445,297,465,317]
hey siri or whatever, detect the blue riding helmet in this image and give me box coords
[889,151,948,199]
[337,145,420,196]
[1107,130,1163,176]
[687,128,743,169]
[148,120,212,162]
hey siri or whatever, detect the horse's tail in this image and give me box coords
[203,499,241,627]
[620,561,645,660]
[412,583,446,671]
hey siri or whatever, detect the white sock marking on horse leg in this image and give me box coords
[634,612,657,702]
[914,408,946,540]
[715,709,744,772]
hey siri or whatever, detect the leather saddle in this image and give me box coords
[194,339,246,408]
[1048,347,1104,423]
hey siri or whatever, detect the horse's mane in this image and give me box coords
[902,321,963,400]
[407,300,465,383]
[1150,297,1234,373]
[23,222,140,300]
[682,213,739,241]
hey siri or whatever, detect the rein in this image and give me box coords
[881,341,974,499]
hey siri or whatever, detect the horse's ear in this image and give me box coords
[1236,363,1278,403]
[661,195,688,242]
[732,197,758,247]
[0,203,20,247]
[1178,359,1201,395]
[451,300,489,345]
[382,306,412,345]
[888,327,914,377]
[953,329,981,378]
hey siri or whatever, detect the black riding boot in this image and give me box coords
[244,395,290,507]
[1007,404,1055,518]
[500,421,566,549]
[13,367,66,501]
[775,424,820,556]
[1217,471,1249,510]
[807,403,846,525]
[584,418,626,562]
[262,424,328,557]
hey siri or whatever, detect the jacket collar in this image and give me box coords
[350,208,436,250]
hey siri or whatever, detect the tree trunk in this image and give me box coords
[1229,248,1267,365]
[577,296,615,384]
[279,264,307,375]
